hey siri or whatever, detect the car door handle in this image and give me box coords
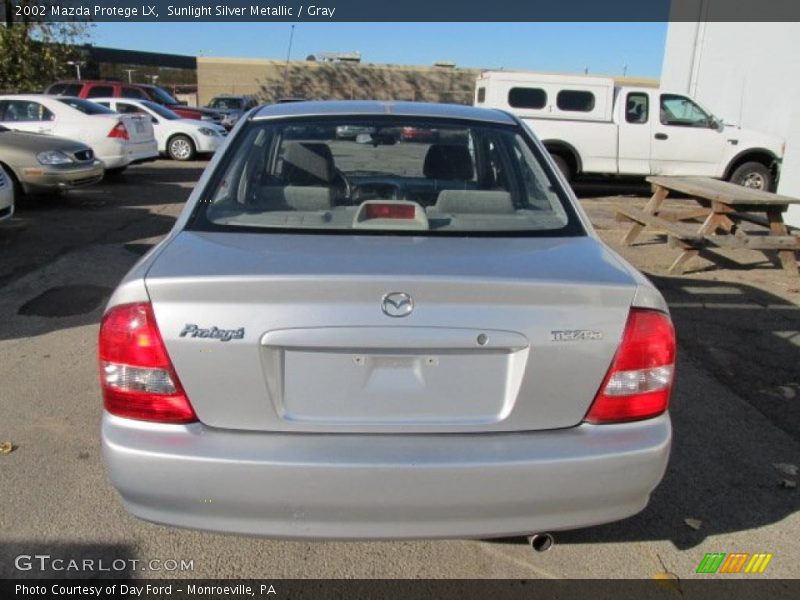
[654,133,668,140]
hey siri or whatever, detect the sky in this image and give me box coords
[90,22,668,78]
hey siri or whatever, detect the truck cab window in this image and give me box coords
[625,92,648,124]
[660,94,711,127]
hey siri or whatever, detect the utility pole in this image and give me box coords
[283,24,295,96]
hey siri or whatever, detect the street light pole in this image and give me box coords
[66,61,82,80]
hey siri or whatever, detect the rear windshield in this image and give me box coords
[189,117,583,237]
[57,97,115,115]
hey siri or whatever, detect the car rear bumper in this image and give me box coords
[101,140,159,169]
[20,160,104,193]
[102,412,671,539]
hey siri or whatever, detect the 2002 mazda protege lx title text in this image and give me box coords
[99,101,675,540]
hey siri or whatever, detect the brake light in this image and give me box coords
[98,303,197,423]
[108,122,129,141]
[584,309,675,424]
[365,203,416,219]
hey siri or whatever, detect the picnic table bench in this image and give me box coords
[616,176,800,275]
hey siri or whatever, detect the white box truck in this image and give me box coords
[475,71,784,191]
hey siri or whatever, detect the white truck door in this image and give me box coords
[617,90,651,175]
[650,92,726,176]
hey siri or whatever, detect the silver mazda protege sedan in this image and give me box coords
[100,101,674,540]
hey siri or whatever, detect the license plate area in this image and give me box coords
[261,327,529,426]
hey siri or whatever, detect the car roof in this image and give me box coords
[0,94,59,102]
[89,97,146,103]
[50,80,151,87]
[252,100,516,125]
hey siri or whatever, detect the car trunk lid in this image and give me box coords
[144,232,640,433]
[117,113,154,144]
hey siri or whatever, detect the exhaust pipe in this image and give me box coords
[527,533,554,553]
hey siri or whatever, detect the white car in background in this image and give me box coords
[0,95,158,175]
[93,98,227,161]
[0,164,13,221]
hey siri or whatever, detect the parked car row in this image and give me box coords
[0,89,232,215]
[45,80,223,125]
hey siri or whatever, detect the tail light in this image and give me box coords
[584,309,676,424]
[108,122,129,141]
[98,302,197,423]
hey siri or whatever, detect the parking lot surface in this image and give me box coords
[1,162,798,580]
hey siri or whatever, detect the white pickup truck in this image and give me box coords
[475,71,784,191]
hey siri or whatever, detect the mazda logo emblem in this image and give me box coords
[381,292,414,318]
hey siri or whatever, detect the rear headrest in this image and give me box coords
[282,142,335,185]
[423,145,474,181]
[432,190,515,214]
[257,185,333,211]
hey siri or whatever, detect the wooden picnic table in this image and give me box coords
[616,176,800,275]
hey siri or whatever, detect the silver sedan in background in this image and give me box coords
[100,101,675,540]
[0,164,13,220]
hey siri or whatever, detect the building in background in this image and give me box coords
[661,13,800,226]
[195,56,480,106]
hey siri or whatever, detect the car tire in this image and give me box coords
[168,135,197,161]
[551,154,572,182]
[729,161,773,191]
[2,165,24,205]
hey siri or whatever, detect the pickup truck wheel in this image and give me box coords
[551,154,572,181]
[168,135,196,161]
[729,162,772,191]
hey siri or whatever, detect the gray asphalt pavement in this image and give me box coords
[0,162,798,580]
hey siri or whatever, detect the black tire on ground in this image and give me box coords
[168,135,197,161]
[550,154,572,181]
[728,161,773,191]
[105,167,127,177]
[1,164,24,204]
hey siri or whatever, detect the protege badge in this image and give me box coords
[180,324,245,342]
[550,330,603,342]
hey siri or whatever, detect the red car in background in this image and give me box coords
[45,80,222,125]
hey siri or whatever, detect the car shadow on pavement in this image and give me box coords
[499,276,800,550]
[571,177,653,199]
[0,185,184,341]
[0,542,136,578]
[114,162,208,190]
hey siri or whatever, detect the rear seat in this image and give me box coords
[252,141,336,211]
[254,186,333,211]
[428,190,515,215]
